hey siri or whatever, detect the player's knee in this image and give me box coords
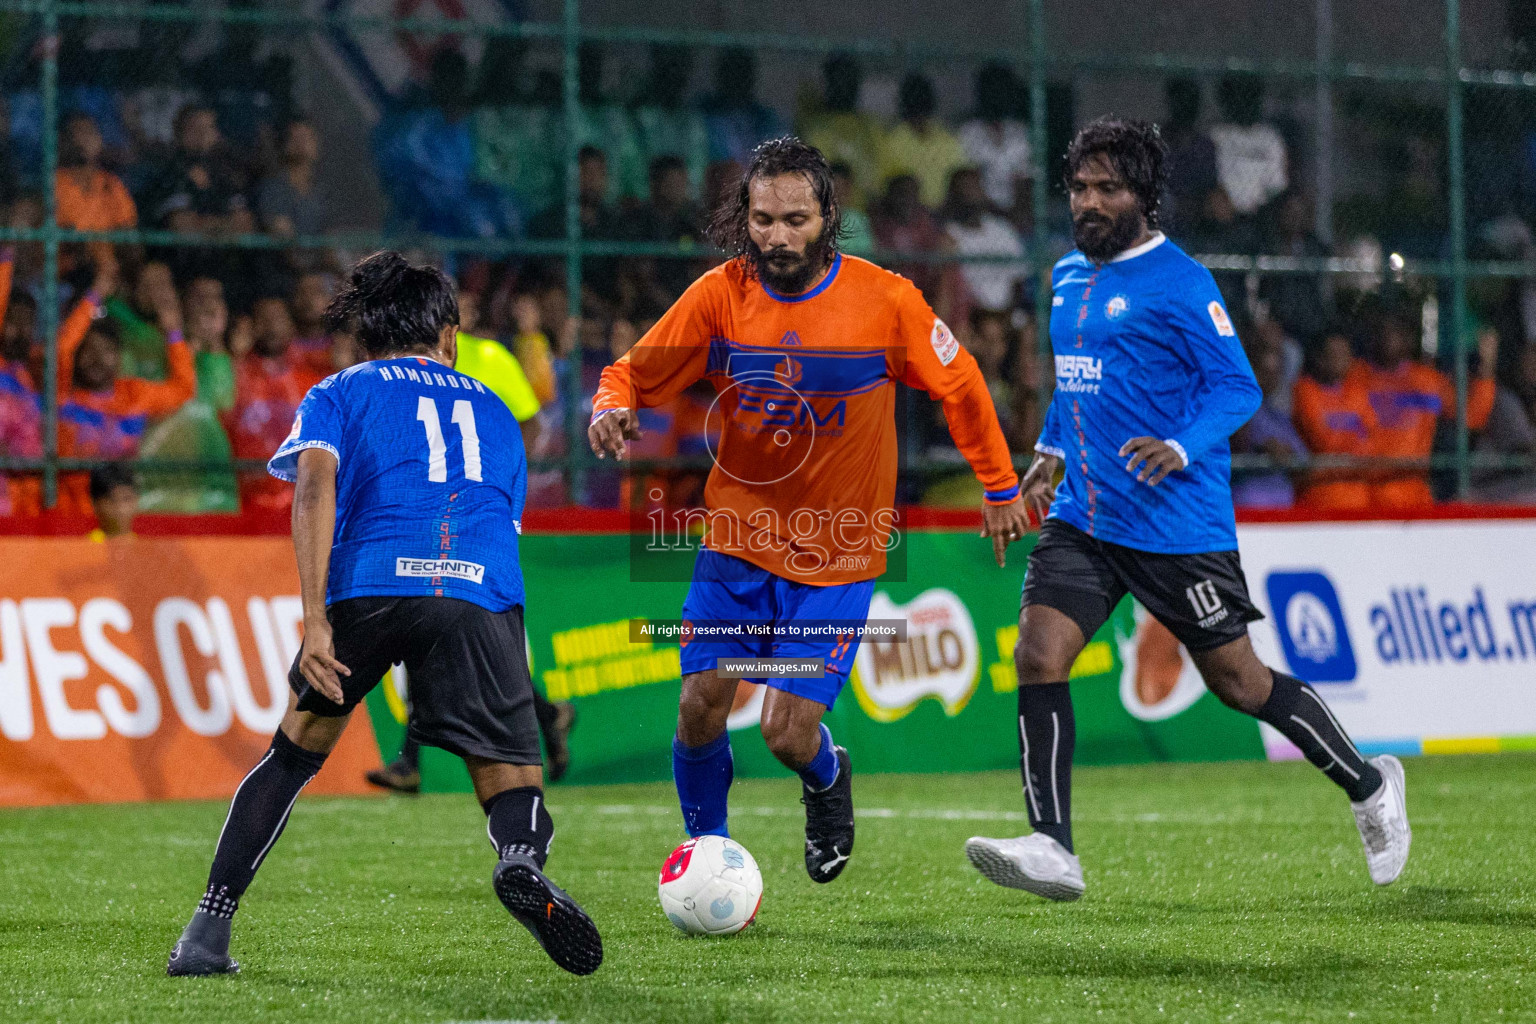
[1014,637,1070,686]
[280,708,348,756]
[1204,665,1267,715]
[759,712,817,767]
[676,674,729,746]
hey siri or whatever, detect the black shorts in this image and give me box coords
[288,596,541,765]
[1021,519,1263,653]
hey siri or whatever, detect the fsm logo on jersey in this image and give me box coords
[1265,571,1358,683]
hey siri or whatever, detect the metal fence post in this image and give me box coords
[1028,0,1050,445]
[562,0,585,499]
[39,0,59,508]
[1445,0,1470,499]
[1314,0,1334,248]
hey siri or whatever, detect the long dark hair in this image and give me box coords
[707,136,842,278]
[1063,117,1169,229]
[324,251,458,358]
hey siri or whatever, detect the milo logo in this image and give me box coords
[850,589,979,722]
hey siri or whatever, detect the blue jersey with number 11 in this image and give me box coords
[269,356,527,612]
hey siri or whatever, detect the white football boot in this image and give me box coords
[965,833,1085,901]
[1351,754,1411,885]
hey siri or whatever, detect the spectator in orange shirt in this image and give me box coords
[57,267,196,513]
[1358,308,1496,507]
[1291,328,1376,509]
[56,112,136,276]
[223,294,321,512]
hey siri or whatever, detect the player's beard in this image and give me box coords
[1073,206,1145,264]
[750,230,836,295]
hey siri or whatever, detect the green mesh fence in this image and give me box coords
[0,0,1533,510]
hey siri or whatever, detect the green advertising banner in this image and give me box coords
[363,530,1266,792]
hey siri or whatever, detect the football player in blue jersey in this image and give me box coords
[168,252,602,977]
[965,119,1410,901]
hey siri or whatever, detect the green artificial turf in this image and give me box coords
[2,754,1533,1023]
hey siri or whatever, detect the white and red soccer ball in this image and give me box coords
[657,835,763,936]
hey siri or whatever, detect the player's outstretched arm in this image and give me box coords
[1018,451,1062,525]
[889,289,1027,566]
[589,275,718,451]
[1153,284,1262,474]
[292,447,350,703]
[588,408,643,461]
[980,498,1033,568]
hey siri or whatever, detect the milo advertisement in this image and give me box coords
[364,530,1266,791]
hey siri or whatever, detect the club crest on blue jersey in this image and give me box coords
[1105,295,1129,319]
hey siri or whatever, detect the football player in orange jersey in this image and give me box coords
[590,138,1028,883]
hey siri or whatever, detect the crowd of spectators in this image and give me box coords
[1157,73,1536,507]
[1,32,1535,520]
[0,39,349,517]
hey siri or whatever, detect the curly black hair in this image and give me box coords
[706,136,842,276]
[1063,116,1168,229]
[324,251,459,358]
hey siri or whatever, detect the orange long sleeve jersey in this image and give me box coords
[1356,360,1494,507]
[54,293,195,511]
[592,254,1019,585]
[1291,363,1377,509]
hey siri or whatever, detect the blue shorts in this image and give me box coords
[678,549,875,708]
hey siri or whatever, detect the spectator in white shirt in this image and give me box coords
[942,166,1028,315]
[957,63,1033,225]
[1208,73,1288,217]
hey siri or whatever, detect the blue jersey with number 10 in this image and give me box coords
[269,356,528,612]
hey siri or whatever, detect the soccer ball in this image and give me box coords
[657,835,763,936]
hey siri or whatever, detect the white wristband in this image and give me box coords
[1163,439,1190,469]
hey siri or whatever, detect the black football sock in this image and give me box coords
[533,691,559,732]
[1256,670,1382,802]
[484,786,555,867]
[397,731,421,772]
[196,729,328,931]
[1018,682,1076,853]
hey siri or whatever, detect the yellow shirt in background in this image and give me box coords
[455,333,541,423]
[879,120,970,209]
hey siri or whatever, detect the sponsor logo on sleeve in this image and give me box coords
[1208,301,1236,337]
[931,319,959,367]
[286,414,302,442]
[395,558,487,584]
